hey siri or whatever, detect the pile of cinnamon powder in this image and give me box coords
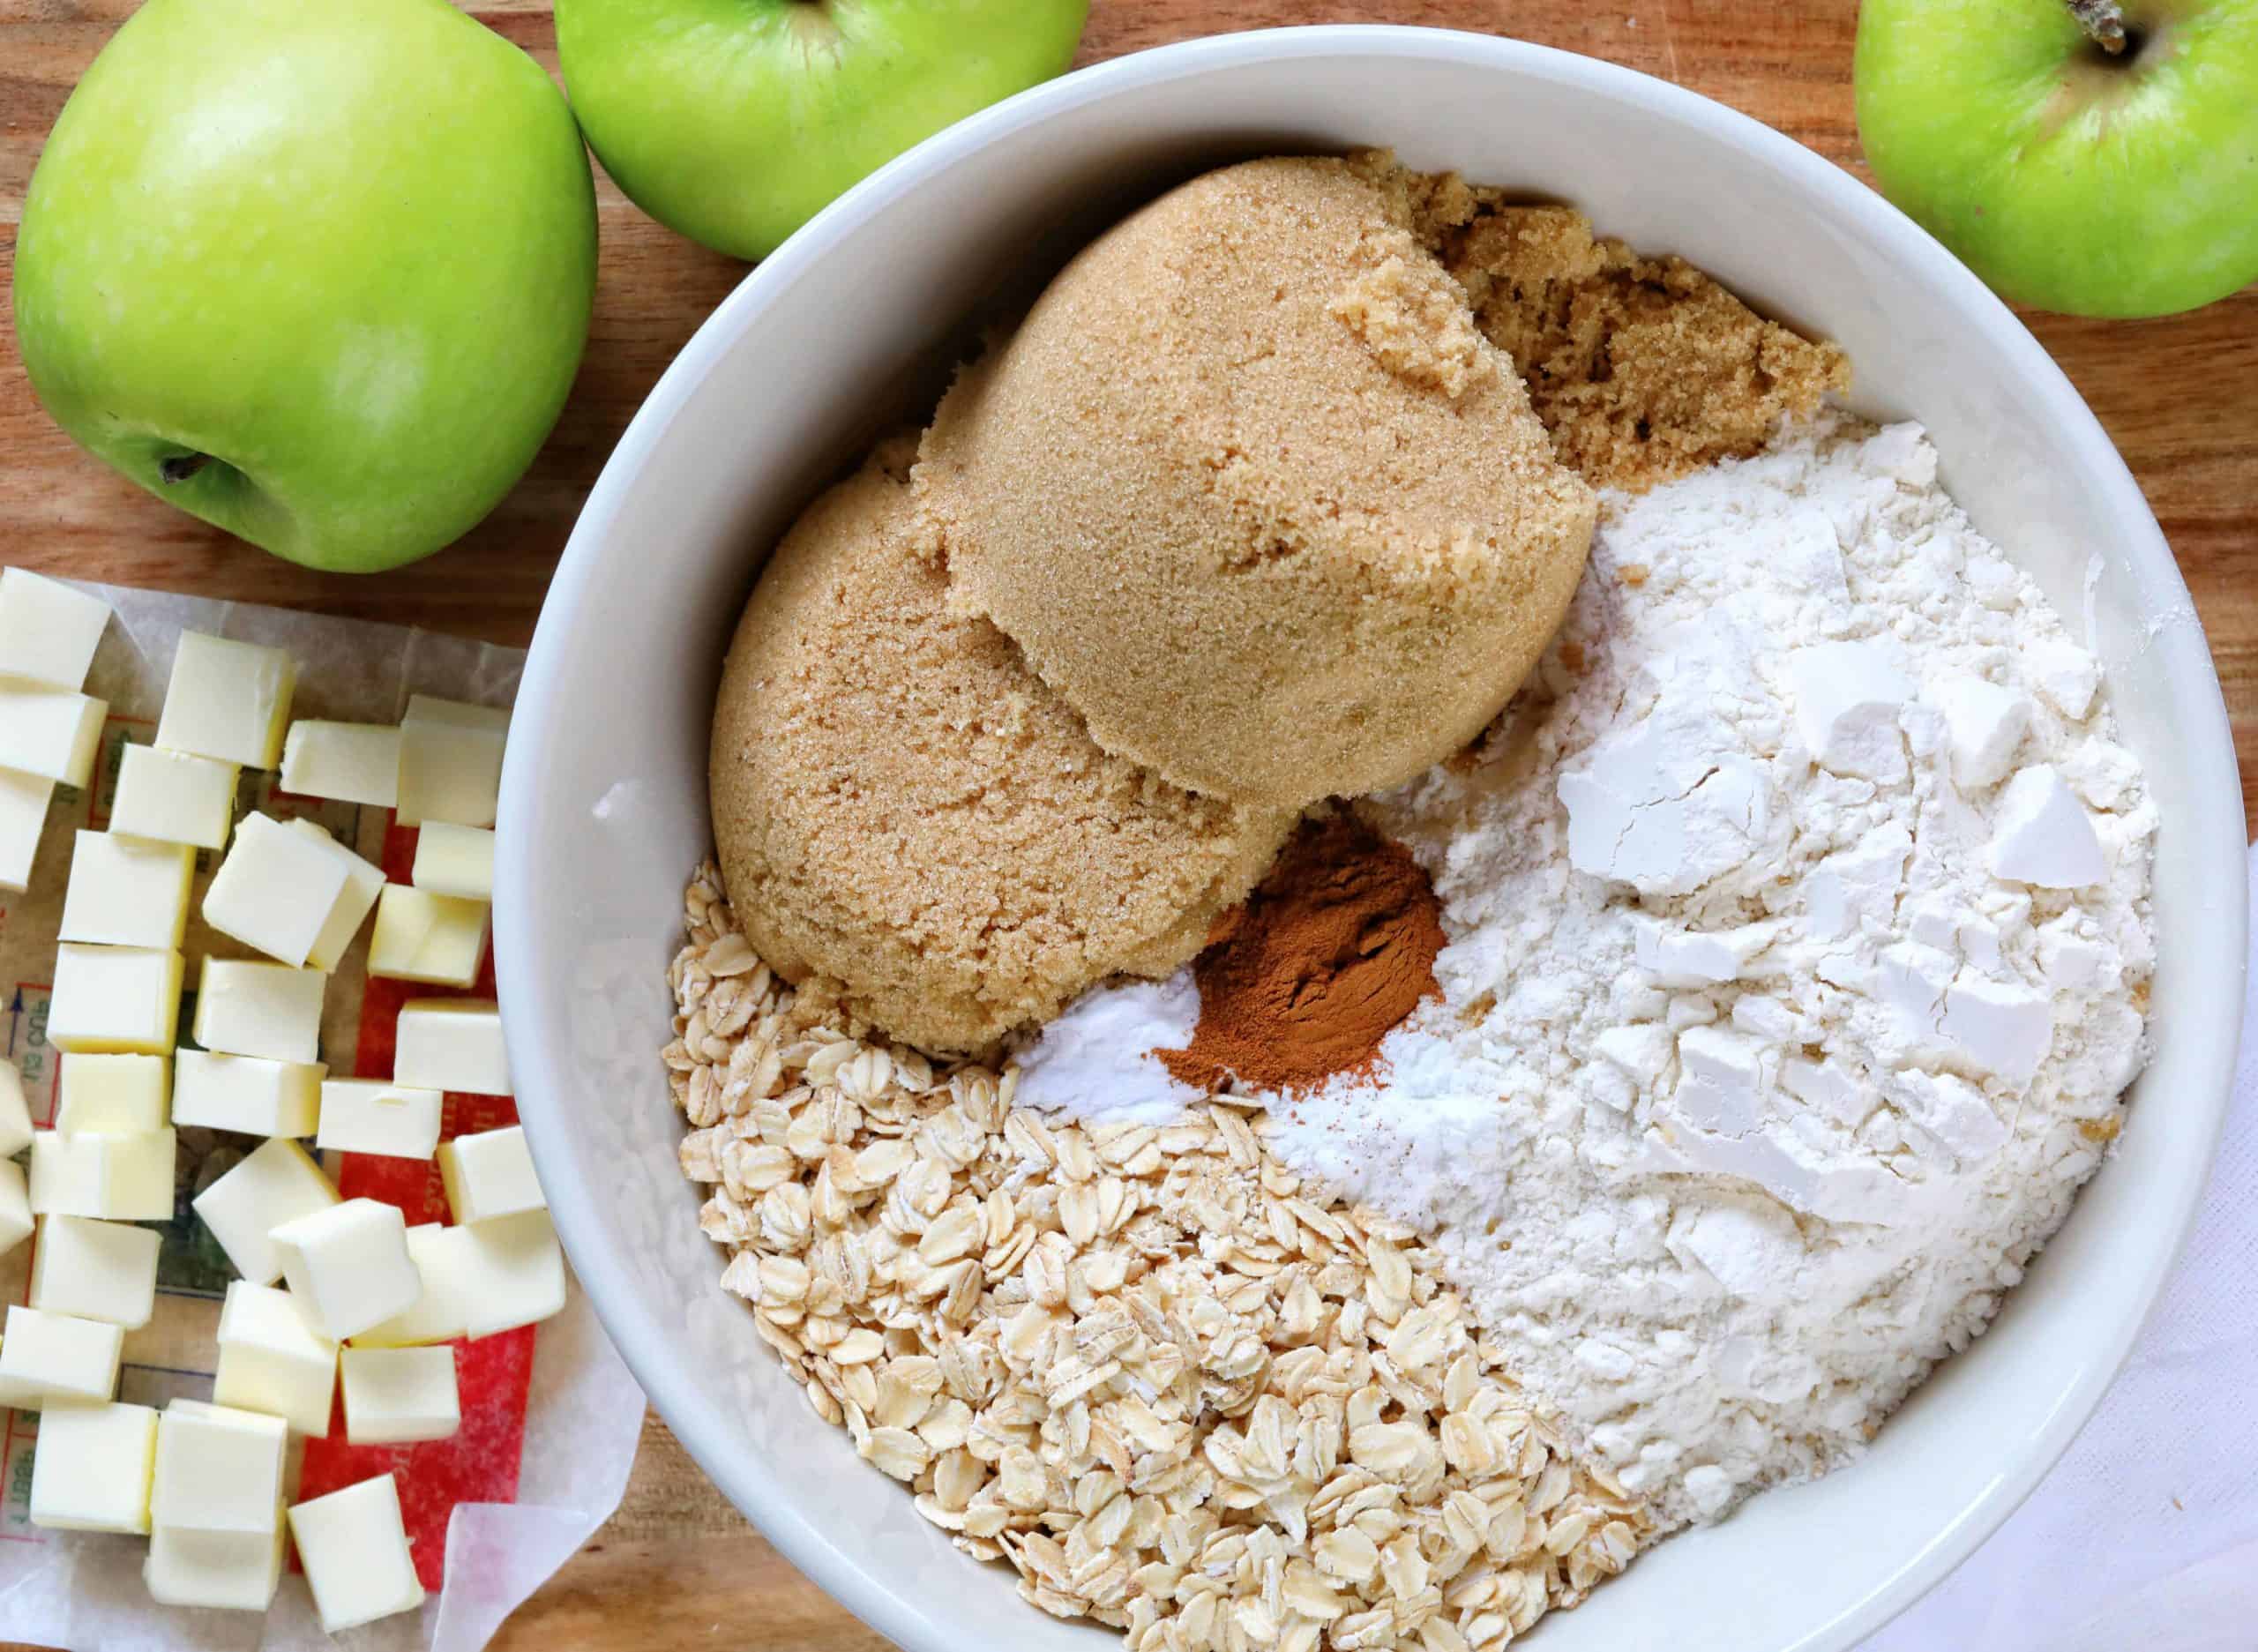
[1162,812,1444,1094]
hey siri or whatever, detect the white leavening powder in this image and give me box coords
[1017,970,1204,1124]
[1260,416,2157,1527]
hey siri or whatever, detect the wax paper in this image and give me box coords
[0,580,646,1652]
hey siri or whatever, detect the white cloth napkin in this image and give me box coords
[1862,843,2258,1651]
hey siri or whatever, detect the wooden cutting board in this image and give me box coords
[1,3,2252,1648]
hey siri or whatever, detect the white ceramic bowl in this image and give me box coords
[497,26,2245,1651]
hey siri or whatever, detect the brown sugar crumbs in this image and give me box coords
[1351,150,1851,492]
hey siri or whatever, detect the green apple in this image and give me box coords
[1856,0,2258,318]
[556,0,1087,262]
[13,0,598,573]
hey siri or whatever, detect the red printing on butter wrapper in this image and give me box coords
[295,821,535,1590]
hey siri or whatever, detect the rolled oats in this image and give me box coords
[668,861,1649,1650]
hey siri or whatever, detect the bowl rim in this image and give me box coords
[497,23,2245,1652]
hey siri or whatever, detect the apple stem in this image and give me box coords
[2065,0,2129,54]
[158,453,209,484]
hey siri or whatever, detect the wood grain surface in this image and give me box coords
[2,3,2253,1649]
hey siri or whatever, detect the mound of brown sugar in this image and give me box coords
[914,156,1596,811]
[1350,151,1851,491]
[708,445,1291,1055]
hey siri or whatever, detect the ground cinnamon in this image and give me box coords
[1160,813,1444,1094]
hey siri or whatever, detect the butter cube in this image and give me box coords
[213,1281,337,1436]
[59,830,194,950]
[49,943,183,1056]
[410,822,495,901]
[192,956,324,1064]
[368,885,489,987]
[0,680,106,789]
[394,999,512,1095]
[29,1132,103,1217]
[29,1400,157,1534]
[340,1346,459,1445]
[348,1215,567,1345]
[0,568,110,691]
[29,1129,175,1221]
[106,1132,179,1221]
[0,1305,122,1405]
[317,1080,444,1160]
[30,1216,160,1327]
[110,744,237,851]
[154,1399,288,1532]
[458,1209,567,1339]
[154,632,295,769]
[0,1056,31,1156]
[288,819,385,972]
[395,695,507,828]
[56,1053,169,1134]
[404,695,510,735]
[145,1525,284,1611]
[438,1125,544,1224]
[280,720,400,808]
[289,1473,426,1633]
[172,1049,324,1138]
[0,767,53,893]
[202,811,350,967]
[191,1138,338,1286]
[350,1224,467,1347]
[273,1198,421,1342]
[0,1162,29,1257]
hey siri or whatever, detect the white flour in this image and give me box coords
[1268,416,2157,1526]
[1022,416,2157,1529]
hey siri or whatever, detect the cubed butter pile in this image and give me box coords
[0,571,111,891]
[0,571,553,1631]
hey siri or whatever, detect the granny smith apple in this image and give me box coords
[1856,0,2258,318]
[13,0,598,572]
[556,0,1087,261]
